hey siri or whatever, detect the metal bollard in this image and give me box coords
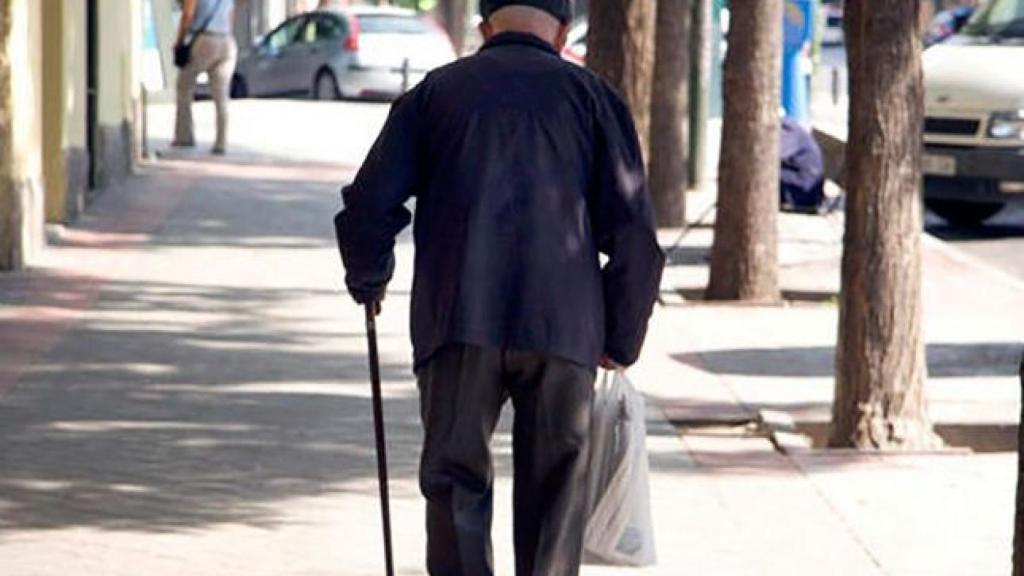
[831,67,840,106]
[141,84,150,160]
[401,58,411,94]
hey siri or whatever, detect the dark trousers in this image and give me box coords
[417,344,595,576]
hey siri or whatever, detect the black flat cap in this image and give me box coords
[480,0,572,24]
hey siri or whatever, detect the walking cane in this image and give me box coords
[364,302,395,576]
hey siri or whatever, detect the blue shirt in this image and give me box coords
[190,0,233,36]
[335,32,665,369]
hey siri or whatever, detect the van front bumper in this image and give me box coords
[923,144,1024,201]
[923,144,1024,181]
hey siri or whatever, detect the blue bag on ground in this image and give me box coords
[780,118,826,213]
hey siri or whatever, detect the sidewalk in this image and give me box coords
[641,189,1021,575]
[0,99,1020,575]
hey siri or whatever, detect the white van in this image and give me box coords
[923,0,1024,226]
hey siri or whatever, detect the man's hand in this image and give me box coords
[354,290,385,316]
[368,291,385,316]
[599,354,624,371]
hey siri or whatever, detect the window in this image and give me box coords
[356,15,431,35]
[299,18,318,43]
[316,16,346,41]
[961,0,1024,39]
[266,17,305,51]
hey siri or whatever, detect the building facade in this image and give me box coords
[1,0,144,271]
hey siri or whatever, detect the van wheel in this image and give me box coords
[229,75,248,99]
[925,199,1005,227]
[313,69,340,101]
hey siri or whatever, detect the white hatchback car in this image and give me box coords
[230,6,457,101]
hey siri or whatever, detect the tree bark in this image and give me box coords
[648,0,690,228]
[828,0,940,450]
[705,0,782,302]
[439,0,467,55]
[687,0,711,188]
[0,0,15,271]
[587,0,657,160]
[1013,351,1024,575]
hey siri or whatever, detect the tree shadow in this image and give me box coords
[661,245,709,267]
[926,205,1024,242]
[46,164,351,251]
[672,287,838,304]
[672,343,1022,378]
[793,421,1018,453]
[0,277,423,534]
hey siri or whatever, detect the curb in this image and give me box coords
[922,233,1024,295]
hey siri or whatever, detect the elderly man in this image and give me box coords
[334,1,664,574]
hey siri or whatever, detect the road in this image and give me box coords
[927,203,1024,280]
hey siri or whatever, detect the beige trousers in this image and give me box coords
[174,33,238,151]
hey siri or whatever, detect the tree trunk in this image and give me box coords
[1013,351,1024,575]
[587,0,657,160]
[439,0,467,55]
[0,0,15,271]
[687,0,711,188]
[705,0,782,302]
[648,0,690,228]
[828,0,940,450]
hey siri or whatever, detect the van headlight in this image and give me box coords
[988,110,1024,140]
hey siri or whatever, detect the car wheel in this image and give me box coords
[925,199,1005,227]
[230,75,248,99]
[313,69,340,101]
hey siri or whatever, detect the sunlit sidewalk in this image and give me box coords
[0,99,1019,575]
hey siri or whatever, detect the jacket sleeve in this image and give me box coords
[333,91,419,304]
[590,83,666,366]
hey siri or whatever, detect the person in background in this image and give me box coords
[334,0,665,574]
[925,4,977,46]
[173,0,236,155]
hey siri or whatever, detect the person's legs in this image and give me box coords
[418,344,507,576]
[173,47,200,147]
[207,36,237,154]
[506,351,594,576]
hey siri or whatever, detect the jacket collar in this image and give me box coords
[480,31,559,56]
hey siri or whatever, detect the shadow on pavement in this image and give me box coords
[793,421,1018,453]
[926,213,1024,242]
[0,278,422,535]
[60,163,348,251]
[673,342,1022,379]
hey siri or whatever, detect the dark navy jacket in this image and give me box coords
[335,32,665,369]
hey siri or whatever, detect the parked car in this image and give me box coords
[228,6,456,101]
[922,0,1024,226]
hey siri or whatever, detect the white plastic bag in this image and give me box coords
[583,370,657,567]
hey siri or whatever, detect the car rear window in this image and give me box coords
[357,15,431,35]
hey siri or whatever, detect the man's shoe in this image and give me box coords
[171,139,196,148]
[212,146,226,156]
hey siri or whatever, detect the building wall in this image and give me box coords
[96,0,143,188]
[0,0,45,269]
[42,1,89,224]
[2,0,144,270]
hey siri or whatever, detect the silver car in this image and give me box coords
[231,6,457,101]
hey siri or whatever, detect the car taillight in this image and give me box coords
[343,14,360,52]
